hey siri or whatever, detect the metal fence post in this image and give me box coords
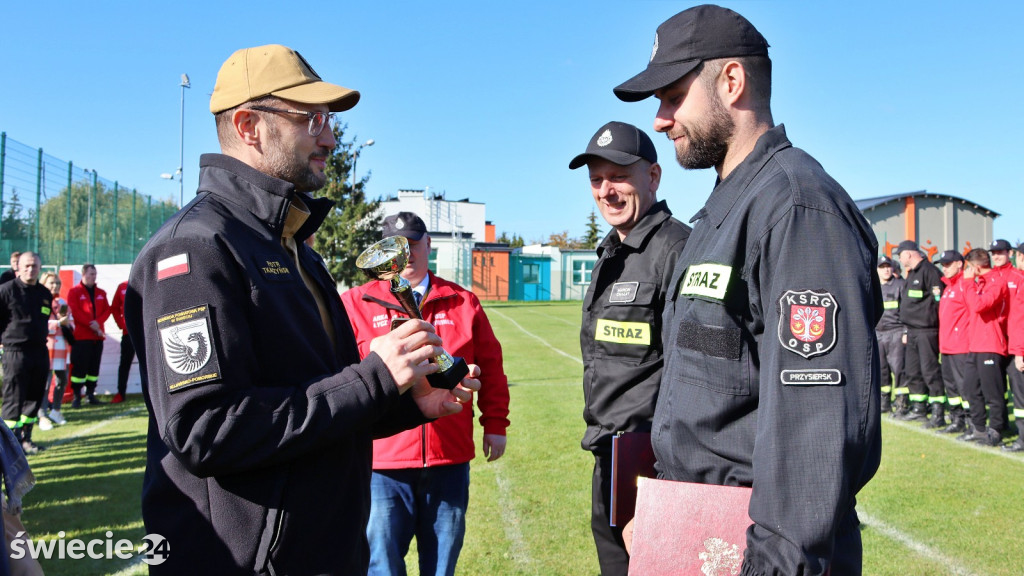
[113,181,119,262]
[35,148,43,252]
[89,170,97,263]
[131,188,137,255]
[0,132,5,240]
[66,162,72,265]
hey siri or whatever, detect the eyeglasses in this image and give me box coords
[247,105,335,137]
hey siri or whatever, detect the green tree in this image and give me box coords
[496,231,525,249]
[313,123,383,288]
[583,208,602,248]
[546,230,585,250]
[1,188,31,241]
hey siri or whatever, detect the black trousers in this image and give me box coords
[876,329,904,396]
[1008,360,1024,433]
[940,353,969,410]
[1,346,50,425]
[961,352,1008,432]
[70,339,104,396]
[904,329,943,403]
[117,335,136,396]
[591,453,628,576]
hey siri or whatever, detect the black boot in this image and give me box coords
[899,401,927,421]
[1002,423,1024,452]
[880,391,892,414]
[923,402,947,429]
[20,424,43,454]
[941,408,967,434]
[891,394,910,418]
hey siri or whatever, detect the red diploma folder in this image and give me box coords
[610,431,657,527]
[628,477,753,576]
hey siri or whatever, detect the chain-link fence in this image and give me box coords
[0,132,178,268]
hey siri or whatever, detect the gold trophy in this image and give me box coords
[356,236,469,389]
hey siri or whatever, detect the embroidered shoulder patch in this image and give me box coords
[157,253,190,281]
[777,289,837,358]
[157,305,222,393]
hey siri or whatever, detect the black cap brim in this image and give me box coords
[569,150,643,170]
[613,59,702,102]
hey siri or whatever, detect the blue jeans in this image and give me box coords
[366,463,470,576]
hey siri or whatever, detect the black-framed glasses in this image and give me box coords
[247,105,335,137]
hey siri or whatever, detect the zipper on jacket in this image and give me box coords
[421,425,428,468]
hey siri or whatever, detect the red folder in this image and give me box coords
[628,477,753,576]
[610,432,657,527]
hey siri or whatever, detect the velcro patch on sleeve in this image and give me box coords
[157,305,222,393]
[595,319,651,345]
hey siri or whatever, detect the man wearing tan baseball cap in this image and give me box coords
[125,44,481,575]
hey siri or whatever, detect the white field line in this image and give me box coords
[489,308,583,366]
[521,306,581,327]
[884,418,1024,465]
[492,461,534,571]
[857,510,980,576]
[50,406,145,447]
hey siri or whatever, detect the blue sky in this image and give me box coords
[3,1,1022,246]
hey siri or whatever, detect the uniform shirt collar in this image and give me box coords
[198,153,334,241]
[597,200,673,256]
[690,124,792,227]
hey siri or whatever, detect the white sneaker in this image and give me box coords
[48,410,66,426]
[38,416,53,431]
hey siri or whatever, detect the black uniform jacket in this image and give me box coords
[125,154,426,576]
[655,126,883,575]
[900,258,944,329]
[876,277,905,332]
[580,200,689,453]
[0,279,52,347]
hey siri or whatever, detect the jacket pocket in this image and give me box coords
[673,298,751,396]
[593,282,659,362]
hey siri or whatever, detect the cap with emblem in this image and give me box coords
[210,44,360,114]
[877,256,895,268]
[989,239,1012,251]
[382,212,428,241]
[569,121,657,170]
[614,5,769,102]
[938,250,964,265]
[895,240,922,255]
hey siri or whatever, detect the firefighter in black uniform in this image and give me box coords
[570,121,689,575]
[876,256,905,414]
[613,6,881,573]
[896,240,946,426]
[123,44,479,575]
[0,252,53,454]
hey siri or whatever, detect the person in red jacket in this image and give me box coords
[108,279,133,404]
[67,263,110,407]
[937,250,971,434]
[957,249,1010,447]
[341,212,510,576]
[991,237,1024,448]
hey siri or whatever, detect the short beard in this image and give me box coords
[260,120,328,193]
[675,87,734,171]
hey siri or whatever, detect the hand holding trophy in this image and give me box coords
[356,235,470,389]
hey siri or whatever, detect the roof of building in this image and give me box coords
[855,190,1000,217]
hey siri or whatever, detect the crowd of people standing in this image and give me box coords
[879,239,1024,451]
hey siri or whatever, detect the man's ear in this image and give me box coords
[232,108,262,147]
[719,60,747,107]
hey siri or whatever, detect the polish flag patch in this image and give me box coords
[157,253,190,281]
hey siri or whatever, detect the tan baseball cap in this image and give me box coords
[209,44,360,114]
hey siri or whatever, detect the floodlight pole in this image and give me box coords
[352,139,375,189]
[178,73,191,207]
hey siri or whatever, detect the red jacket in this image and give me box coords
[110,281,129,331]
[938,272,970,355]
[960,272,1009,355]
[341,272,510,469]
[67,282,111,341]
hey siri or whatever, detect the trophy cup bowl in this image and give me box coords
[356,236,470,390]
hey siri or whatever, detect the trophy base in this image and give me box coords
[427,357,469,390]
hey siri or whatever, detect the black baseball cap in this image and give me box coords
[989,239,1012,251]
[877,256,894,268]
[1018,242,1024,253]
[569,121,657,169]
[895,240,922,255]
[939,250,964,265]
[614,5,769,102]
[382,212,427,241]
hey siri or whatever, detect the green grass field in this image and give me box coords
[18,301,1024,575]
